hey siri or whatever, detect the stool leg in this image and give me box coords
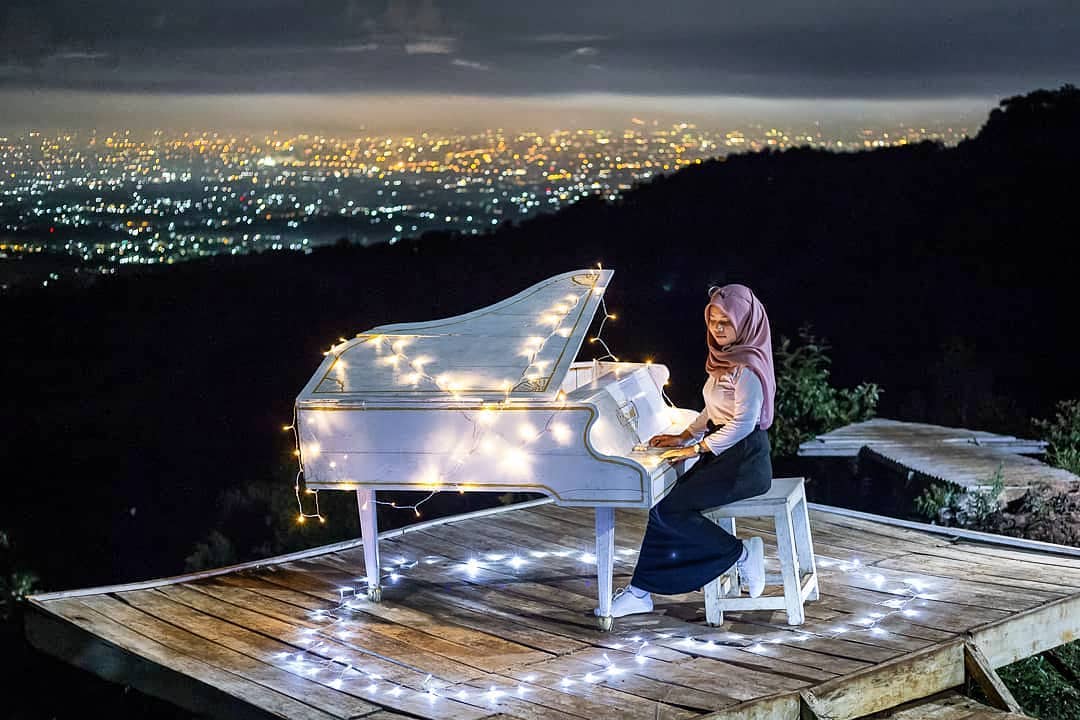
[791,491,819,601]
[704,577,724,627]
[719,517,741,597]
[774,509,804,625]
[704,514,737,625]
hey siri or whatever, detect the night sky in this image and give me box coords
[1,1,1078,129]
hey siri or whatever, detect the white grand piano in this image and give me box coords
[295,268,699,629]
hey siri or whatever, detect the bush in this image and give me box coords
[184,456,361,572]
[0,530,38,623]
[913,463,1006,530]
[913,483,962,524]
[1033,399,1080,475]
[770,326,881,457]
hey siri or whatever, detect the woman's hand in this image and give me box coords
[648,431,689,448]
[660,446,698,462]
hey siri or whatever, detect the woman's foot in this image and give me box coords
[737,537,765,598]
[595,585,653,618]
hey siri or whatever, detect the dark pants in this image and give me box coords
[630,428,773,595]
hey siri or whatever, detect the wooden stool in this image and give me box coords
[703,477,818,626]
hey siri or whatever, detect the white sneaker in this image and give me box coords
[595,586,653,618]
[737,537,765,598]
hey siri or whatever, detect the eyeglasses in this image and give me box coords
[707,285,725,299]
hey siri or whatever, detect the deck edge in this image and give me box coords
[23,604,294,720]
[809,502,1080,558]
[28,496,554,602]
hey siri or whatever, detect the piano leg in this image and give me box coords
[595,507,615,631]
[356,489,382,602]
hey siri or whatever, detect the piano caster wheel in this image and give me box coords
[596,615,614,632]
[367,586,382,603]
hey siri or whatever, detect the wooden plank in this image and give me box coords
[718,610,936,654]
[794,517,1080,586]
[331,533,602,614]
[284,556,606,639]
[695,692,801,720]
[25,604,339,720]
[814,584,1011,637]
[816,562,1056,614]
[874,691,990,720]
[500,508,649,554]
[200,576,557,668]
[646,638,839,684]
[103,590,490,719]
[254,561,620,665]
[450,512,627,561]
[800,640,966,720]
[875,555,1080,594]
[433,676,593,720]
[445,671,690,720]
[809,512,1080,570]
[969,592,1080,668]
[963,642,1023,714]
[568,646,809,700]
[872,690,1030,720]
[512,654,739,711]
[503,659,709,718]
[945,541,1080,571]
[168,581,546,675]
[500,663,699,720]
[134,585,485,686]
[218,570,588,657]
[68,596,377,719]
[715,621,902,665]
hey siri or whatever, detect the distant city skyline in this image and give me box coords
[0,121,975,293]
[1,1,1076,131]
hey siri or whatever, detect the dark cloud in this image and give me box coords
[0,0,1076,99]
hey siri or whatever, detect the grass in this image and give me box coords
[997,641,1080,720]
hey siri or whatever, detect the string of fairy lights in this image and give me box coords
[260,270,947,708]
[285,266,666,525]
[256,545,936,707]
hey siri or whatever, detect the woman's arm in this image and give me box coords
[685,409,710,440]
[700,370,763,455]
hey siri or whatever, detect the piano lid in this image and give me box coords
[297,268,614,401]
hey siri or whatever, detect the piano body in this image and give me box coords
[295,268,699,629]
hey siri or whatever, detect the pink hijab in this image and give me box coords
[704,284,776,430]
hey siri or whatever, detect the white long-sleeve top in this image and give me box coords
[686,366,764,455]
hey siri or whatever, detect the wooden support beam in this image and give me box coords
[799,640,966,720]
[969,592,1080,668]
[964,642,1024,714]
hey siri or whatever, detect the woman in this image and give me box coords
[599,283,776,618]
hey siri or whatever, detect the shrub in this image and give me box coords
[1033,399,1080,475]
[913,463,1005,530]
[770,325,881,457]
[0,530,38,623]
[914,483,961,524]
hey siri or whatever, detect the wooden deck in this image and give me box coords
[798,419,1078,499]
[25,499,1080,720]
